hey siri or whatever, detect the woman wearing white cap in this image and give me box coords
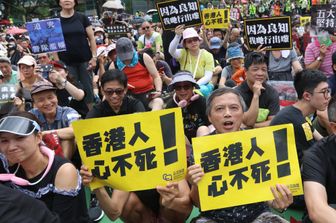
[169,25,215,97]
[0,111,90,223]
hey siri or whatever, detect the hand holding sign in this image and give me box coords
[175,25,185,36]
[268,184,293,212]
[186,164,204,186]
[156,182,180,209]
[80,165,94,187]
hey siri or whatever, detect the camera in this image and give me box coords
[40,64,53,79]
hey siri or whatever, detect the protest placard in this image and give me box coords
[73,108,187,191]
[244,16,292,51]
[202,9,230,29]
[156,0,202,30]
[26,18,66,54]
[0,84,15,102]
[192,124,303,211]
[300,16,311,27]
[311,4,336,31]
[106,24,129,38]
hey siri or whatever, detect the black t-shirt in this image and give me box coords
[210,46,227,68]
[166,96,209,142]
[58,12,92,64]
[0,184,60,223]
[7,156,89,223]
[270,106,315,166]
[236,80,279,116]
[86,96,145,119]
[302,135,336,204]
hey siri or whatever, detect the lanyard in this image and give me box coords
[188,49,203,79]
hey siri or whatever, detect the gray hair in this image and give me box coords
[206,87,246,117]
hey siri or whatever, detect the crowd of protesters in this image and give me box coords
[1,0,336,222]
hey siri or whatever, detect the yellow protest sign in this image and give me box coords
[202,9,230,29]
[73,108,187,191]
[192,124,303,211]
[300,16,311,27]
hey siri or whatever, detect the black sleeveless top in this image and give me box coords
[9,156,90,223]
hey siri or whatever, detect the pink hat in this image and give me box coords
[182,28,202,41]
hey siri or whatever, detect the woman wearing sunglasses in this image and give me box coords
[169,25,215,97]
[0,111,89,223]
[166,71,209,142]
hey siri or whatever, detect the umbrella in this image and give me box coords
[6,27,27,35]
[102,0,124,10]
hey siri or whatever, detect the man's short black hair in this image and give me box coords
[244,52,268,70]
[101,69,128,88]
[294,69,327,100]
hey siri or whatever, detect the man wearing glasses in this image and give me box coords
[137,21,163,54]
[271,69,329,166]
[270,69,330,211]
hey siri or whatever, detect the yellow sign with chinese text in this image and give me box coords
[192,124,303,211]
[73,108,187,191]
[202,9,230,29]
[300,16,311,27]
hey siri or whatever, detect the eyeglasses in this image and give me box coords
[142,26,150,30]
[174,84,193,91]
[313,88,331,98]
[103,88,124,96]
[185,37,199,44]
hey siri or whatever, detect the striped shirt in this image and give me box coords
[304,41,336,77]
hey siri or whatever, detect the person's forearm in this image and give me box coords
[254,119,272,128]
[153,76,163,92]
[309,205,336,223]
[162,75,172,85]
[98,62,106,79]
[64,81,85,101]
[190,186,200,208]
[169,34,181,58]
[197,71,213,85]
[44,127,74,140]
[306,60,322,70]
[89,38,97,59]
[243,95,259,127]
[94,188,129,221]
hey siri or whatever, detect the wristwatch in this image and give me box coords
[317,56,323,62]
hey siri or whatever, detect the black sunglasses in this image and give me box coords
[103,88,124,96]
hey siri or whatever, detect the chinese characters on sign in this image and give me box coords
[311,4,336,30]
[244,16,292,51]
[0,84,15,102]
[26,18,66,54]
[202,9,230,29]
[156,0,202,30]
[106,24,129,38]
[300,16,311,27]
[192,124,303,211]
[72,108,186,191]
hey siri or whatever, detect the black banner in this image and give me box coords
[106,24,129,38]
[156,0,202,30]
[244,16,292,51]
[311,4,336,31]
